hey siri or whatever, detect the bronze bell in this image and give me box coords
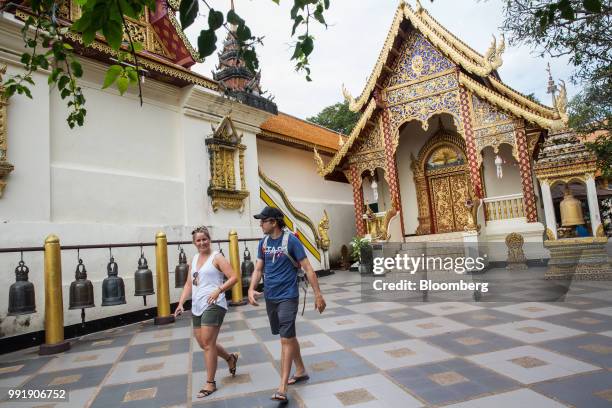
[175,247,189,288]
[560,188,585,227]
[134,253,154,305]
[69,259,95,325]
[241,248,254,289]
[8,260,36,315]
[102,256,126,306]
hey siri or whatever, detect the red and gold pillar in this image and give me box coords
[380,107,405,236]
[458,86,484,199]
[515,122,538,222]
[347,164,367,236]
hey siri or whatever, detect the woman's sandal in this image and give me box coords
[196,380,217,398]
[270,391,288,403]
[227,353,239,377]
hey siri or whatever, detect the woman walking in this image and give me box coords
[174,226,239,398]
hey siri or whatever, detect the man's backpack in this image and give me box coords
[262,228,309,315]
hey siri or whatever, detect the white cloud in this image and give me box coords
[187,0,579,119]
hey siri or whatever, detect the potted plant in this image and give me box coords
[350,236,373,274]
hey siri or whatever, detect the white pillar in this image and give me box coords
[586,175,602,236]
[540,180,557,239]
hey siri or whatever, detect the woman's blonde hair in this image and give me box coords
[191,226,211,240]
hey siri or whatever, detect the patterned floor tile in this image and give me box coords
[466,345,600,384]
[442,388,568,408]
[301,306,355,321]
[353,339,453,370]
[327,325,410,348]
[264,333,343,360]
[292,350,376,384]
[0,386,99,408]
[575,290,612,301]
[192,389,301,407]
[483,319,585,343]
[105,352,190,385]
[192,343,271,372]
[91,374,187,408]
[589,306,612,317]
[446,308,522,327]
[425,328,524,356]
[412,301,483,316]
[67,333,134,353]
[295,373,423,408]
[545,311,612,333]
[20,364,113,391]
[533,370,612,408]
[310,313,381,332]
[493,302,575,319]
[390,316,471,338]
[121,338,190,362]
[539,334,612,368]
[40,346,124,373]
[387,358,518,406]
[345,301,409,314]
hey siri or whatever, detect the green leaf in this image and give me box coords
[583,0,602,12]
[58,75,70,90]
[179,0,199,29]
[118,0,137,18]
[71,61,83,78]
[117,75,129,95]
[102,20,123,50]
[291,41,303,60]
[197,29,217,58]
[20,53,31,64]
[63,43,74,50]
[82,28,97,45]
[301,36,314,57]
[102,65,123,89]
[208,9,224,30]
[324,0,330,9]
[236,24,251,41]
[291,15,303,36]
[125,67,138,83]
[227,9,244,26]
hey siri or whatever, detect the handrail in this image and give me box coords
[483,193,523,203]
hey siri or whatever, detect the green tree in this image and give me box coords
[1,0,330,128]
[307,100,360,134]
[499,0,611,173]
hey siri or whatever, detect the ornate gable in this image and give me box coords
[385,31,454,88]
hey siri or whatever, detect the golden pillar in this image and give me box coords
[39,235,70,355]
[228,230,246,306]
[154,232,174,325]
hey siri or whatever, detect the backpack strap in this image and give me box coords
[281,229,299,269]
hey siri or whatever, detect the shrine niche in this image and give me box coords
[411,127,470,234]
[0,64,14,198]
[206,116,249,212]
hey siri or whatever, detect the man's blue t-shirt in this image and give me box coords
[257,232,307,301]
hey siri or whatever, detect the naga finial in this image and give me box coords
[555,79,569,126]
[415,0,423,12]
[313,147,325,175]
[341,83,359,112]
[484,34,505,71]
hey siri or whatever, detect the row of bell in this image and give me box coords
[9,246,258,317]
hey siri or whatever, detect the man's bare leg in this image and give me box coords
[289,337,307,383]
[278,337,296,394]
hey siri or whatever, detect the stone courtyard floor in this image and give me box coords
[1,269,612,407]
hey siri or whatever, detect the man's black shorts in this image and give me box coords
[265,298,299,338]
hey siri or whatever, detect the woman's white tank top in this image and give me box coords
[191,251,228,315]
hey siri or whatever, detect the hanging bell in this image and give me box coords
[560,188,585,227]
[175,247,189,288]
[102,256,126,306]
[69,259,95,325]
[134,253,154,305]
[241,248,254,289]
[8,260,36,315]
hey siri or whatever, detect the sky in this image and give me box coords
[185,0,579,120]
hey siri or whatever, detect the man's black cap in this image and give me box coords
[253,206,284,220]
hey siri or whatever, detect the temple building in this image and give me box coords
[314,0,610,259]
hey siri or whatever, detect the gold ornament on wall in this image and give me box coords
[206,116,249,212]
[317,210,331,251]
[0,64,15,198]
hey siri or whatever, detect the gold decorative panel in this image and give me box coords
[0,64,15,198]
[206,116,249,212]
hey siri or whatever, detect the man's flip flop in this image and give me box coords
[287,374,310,385]
[271,391,288,403]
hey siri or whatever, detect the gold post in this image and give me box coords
[229,230,246,306]
[39,235,70,355]
[154,232,174,325]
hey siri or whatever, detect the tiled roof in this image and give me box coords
[260,113,343,151]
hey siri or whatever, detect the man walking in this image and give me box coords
[248,206,326,403]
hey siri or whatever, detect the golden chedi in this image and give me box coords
[560,188,584,227]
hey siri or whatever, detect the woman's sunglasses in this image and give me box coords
[193,271,199,286]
